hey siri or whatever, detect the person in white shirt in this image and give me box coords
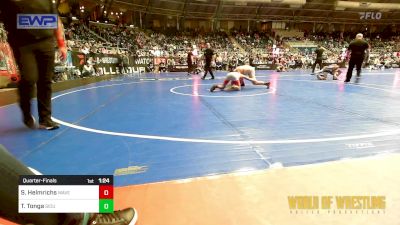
[210,72,270,92]
[82,62,95,77]
[233,65,270,87]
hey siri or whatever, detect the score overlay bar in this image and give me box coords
[19,175,113,213]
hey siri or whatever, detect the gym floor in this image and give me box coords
[1,69,400,225]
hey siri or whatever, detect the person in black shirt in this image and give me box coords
[0,0,66,130]
[345,33,369,82]
[311,45,324,74]
[201,43,215,80]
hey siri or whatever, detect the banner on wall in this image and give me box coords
[71,52,153,75]
[132,57,153,66]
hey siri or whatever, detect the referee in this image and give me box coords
[201,43,215,80]
[345,33,369,82]
[311,45,324,74]
[0,0,66,130]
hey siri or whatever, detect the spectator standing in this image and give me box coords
[187,49,193,75]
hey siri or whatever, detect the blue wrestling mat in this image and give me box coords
[1,70,400,186]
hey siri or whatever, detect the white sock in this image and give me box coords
[81,213,90,225]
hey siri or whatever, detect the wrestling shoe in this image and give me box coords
[23,114,36,129]
[265,82,271,89]
[88,208,138,225]
[210,85,217,92]
[39,120,60,130]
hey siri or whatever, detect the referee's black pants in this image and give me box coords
[202,65,214,79]
[345,57,364,82]
[312,58,323,73]
[11,37,55,124]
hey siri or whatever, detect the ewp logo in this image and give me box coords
[17,14,58,29]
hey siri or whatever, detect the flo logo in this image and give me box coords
[359,12,382,20]
[17,14,58,29]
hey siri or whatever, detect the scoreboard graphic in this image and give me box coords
[18,175,113,213]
